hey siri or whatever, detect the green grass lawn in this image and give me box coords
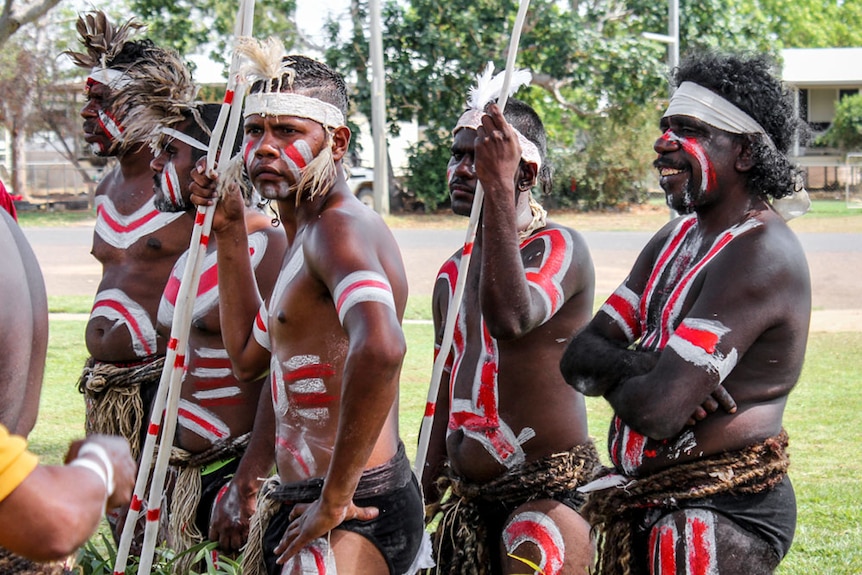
[30,311,862,573]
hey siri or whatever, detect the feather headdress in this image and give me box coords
[454,61,541,171]
[236,37,295,92]
[109,48,200,150]
[455,61,532,133]
[64,11,145,70]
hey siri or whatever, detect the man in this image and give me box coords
[0,208,135,572]
[147,103,286,561]
[420,67,600,575]
[189,42,428,575]
[0,209,46,437]
[559,51,810,575]
[0,428,136,564]
[64,12,198,479]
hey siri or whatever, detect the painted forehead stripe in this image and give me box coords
[244,92,345,129]
[333,271,395,324]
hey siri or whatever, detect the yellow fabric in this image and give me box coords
[0,425,39,502]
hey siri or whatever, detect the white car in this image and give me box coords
[347,166,375,208]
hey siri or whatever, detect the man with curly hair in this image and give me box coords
[560,50,811,575]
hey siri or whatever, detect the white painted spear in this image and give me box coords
[413,0,533,480]
[113,1,256,573]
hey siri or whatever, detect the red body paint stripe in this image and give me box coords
[275,436,311,476]
[674,323,720,353]
[688,516,714,573]
[92,300,154,355]
[424,402,436,417]
[130,495,142,512]
[291,392,337,408]
[147,508,160,521]
[284,144,309,169]
[284,364,335,381]
[336,279,391,311]
[605,291,639,334]
[200,396,244,407]
[224,90,234,105]
[148,423,160,435]
[96,204,159,233]
[178,407,227,438]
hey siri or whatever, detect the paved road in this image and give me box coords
[22,224,862,330]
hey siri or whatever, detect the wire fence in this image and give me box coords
[797,156,862,208]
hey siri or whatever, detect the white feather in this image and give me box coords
[466,62,532,110]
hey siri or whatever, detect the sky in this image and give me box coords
[190,0,350,83]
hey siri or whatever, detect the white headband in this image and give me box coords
[244,92,345,129]
[160,127,209,152]
[88,67,133,90]
[454,109,543,170]
[664,82,772,142]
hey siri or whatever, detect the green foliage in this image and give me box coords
[76,535,242,575]
[403,127,452,211]
[549,104,662,209]
[127,0,299,67]
[816,94,862,153]
[758,0,862,48]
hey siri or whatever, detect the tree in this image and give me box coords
[127,0,300,68]
[0,0,62,48]
[817,93,862,153]
[322,0,785,211]
[758,0,862,48]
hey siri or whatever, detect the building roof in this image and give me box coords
[782,48,862,87]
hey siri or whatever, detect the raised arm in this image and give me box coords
[189,162,276,380]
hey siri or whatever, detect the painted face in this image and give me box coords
[80,79,124,156]
[447,128,478,217]
[242,114,325,201]
[653,115,730,214]
[151,126,197,213]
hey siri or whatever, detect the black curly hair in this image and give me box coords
[673,50,807,200]
[249,54,349,120]
[503,98,552,197]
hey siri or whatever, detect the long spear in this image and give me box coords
[413,0,532,480]
[112,2,255,573]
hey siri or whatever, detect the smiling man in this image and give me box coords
[559,51,811,575]
[189,42,429,575]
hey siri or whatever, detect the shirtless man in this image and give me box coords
[0,209,47,437]
[189,45,428,574]
[65,13,195,463]
[146,104,286,560]
[0,209,134,572]
[420,70,600,575]
[559,51,810,575]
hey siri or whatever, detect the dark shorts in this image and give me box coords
[473,489,586,575]
[194,457,240,535]
[262,447,425,574]
[636,475,796,562]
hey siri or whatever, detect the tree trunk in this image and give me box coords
[10,119,29,202]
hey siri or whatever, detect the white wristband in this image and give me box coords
[76,443,116,498]
[68,458,109,502]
